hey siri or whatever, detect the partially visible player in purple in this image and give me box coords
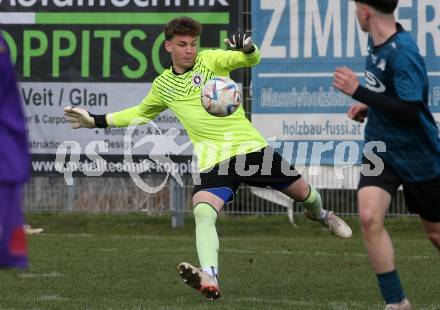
[0,33,29,269]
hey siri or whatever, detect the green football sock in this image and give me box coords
[300,186,326,220]
[194,202,219,269]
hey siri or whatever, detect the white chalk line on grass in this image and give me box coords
[125,247,434,261]
[40,233,94,238]
[111,235,190,241]
[38,235,434,260]
[97,248,118,252]
[223,248,435,260]
[41,233,189,241]
[39,294,69,301]
[19,271,63,278]
[225,248,365,256]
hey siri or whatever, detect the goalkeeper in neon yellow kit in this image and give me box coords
[64,16,352,301]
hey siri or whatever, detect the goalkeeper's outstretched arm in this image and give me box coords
[64,105,162,129]
[64,83,167,129]
[64,106,117,129]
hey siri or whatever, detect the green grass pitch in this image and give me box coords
[0,214,439,309]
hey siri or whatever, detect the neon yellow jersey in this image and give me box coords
[110,47,267,171]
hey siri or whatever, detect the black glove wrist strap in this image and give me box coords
[88,112,108,128]
[244,45,256,54]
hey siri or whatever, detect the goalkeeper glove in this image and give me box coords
[64,106,108,129]
[224,33,255,54]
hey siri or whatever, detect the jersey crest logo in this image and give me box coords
[365,70,386,93]
[192,73,203,87]
[377,59,386,71]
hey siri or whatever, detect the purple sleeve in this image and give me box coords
[0,35,31,184]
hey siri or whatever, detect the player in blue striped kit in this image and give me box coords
[333,1,440,309]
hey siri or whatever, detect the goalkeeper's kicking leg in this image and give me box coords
[177,150,352,300]
[280,178,353,239]
[268,147,352,239]
[177,190,225,301]
[177,182,352,301]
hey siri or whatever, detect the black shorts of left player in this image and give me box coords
[193,146,302,204]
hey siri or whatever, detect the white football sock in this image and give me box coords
[201,266,219,283]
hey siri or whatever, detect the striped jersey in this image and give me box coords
[111,47,267,171]
[363,24,440,182]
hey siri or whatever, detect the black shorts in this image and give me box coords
[193,147,302,203]
[358,157,440,222]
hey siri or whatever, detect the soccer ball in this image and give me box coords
[201,77,241,117]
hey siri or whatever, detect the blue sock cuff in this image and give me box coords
[377,270,405,304]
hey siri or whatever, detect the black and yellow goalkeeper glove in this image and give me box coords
[223,33,255,54]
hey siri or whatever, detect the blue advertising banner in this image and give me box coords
[251,0,440,165]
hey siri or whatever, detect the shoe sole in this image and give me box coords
[177,264,221,300]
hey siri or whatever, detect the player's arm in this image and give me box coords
[107,85,167,127]
[204,33,260,73]
[64,83,167,129]
[333,66,421,122]
[350,86,420,122]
